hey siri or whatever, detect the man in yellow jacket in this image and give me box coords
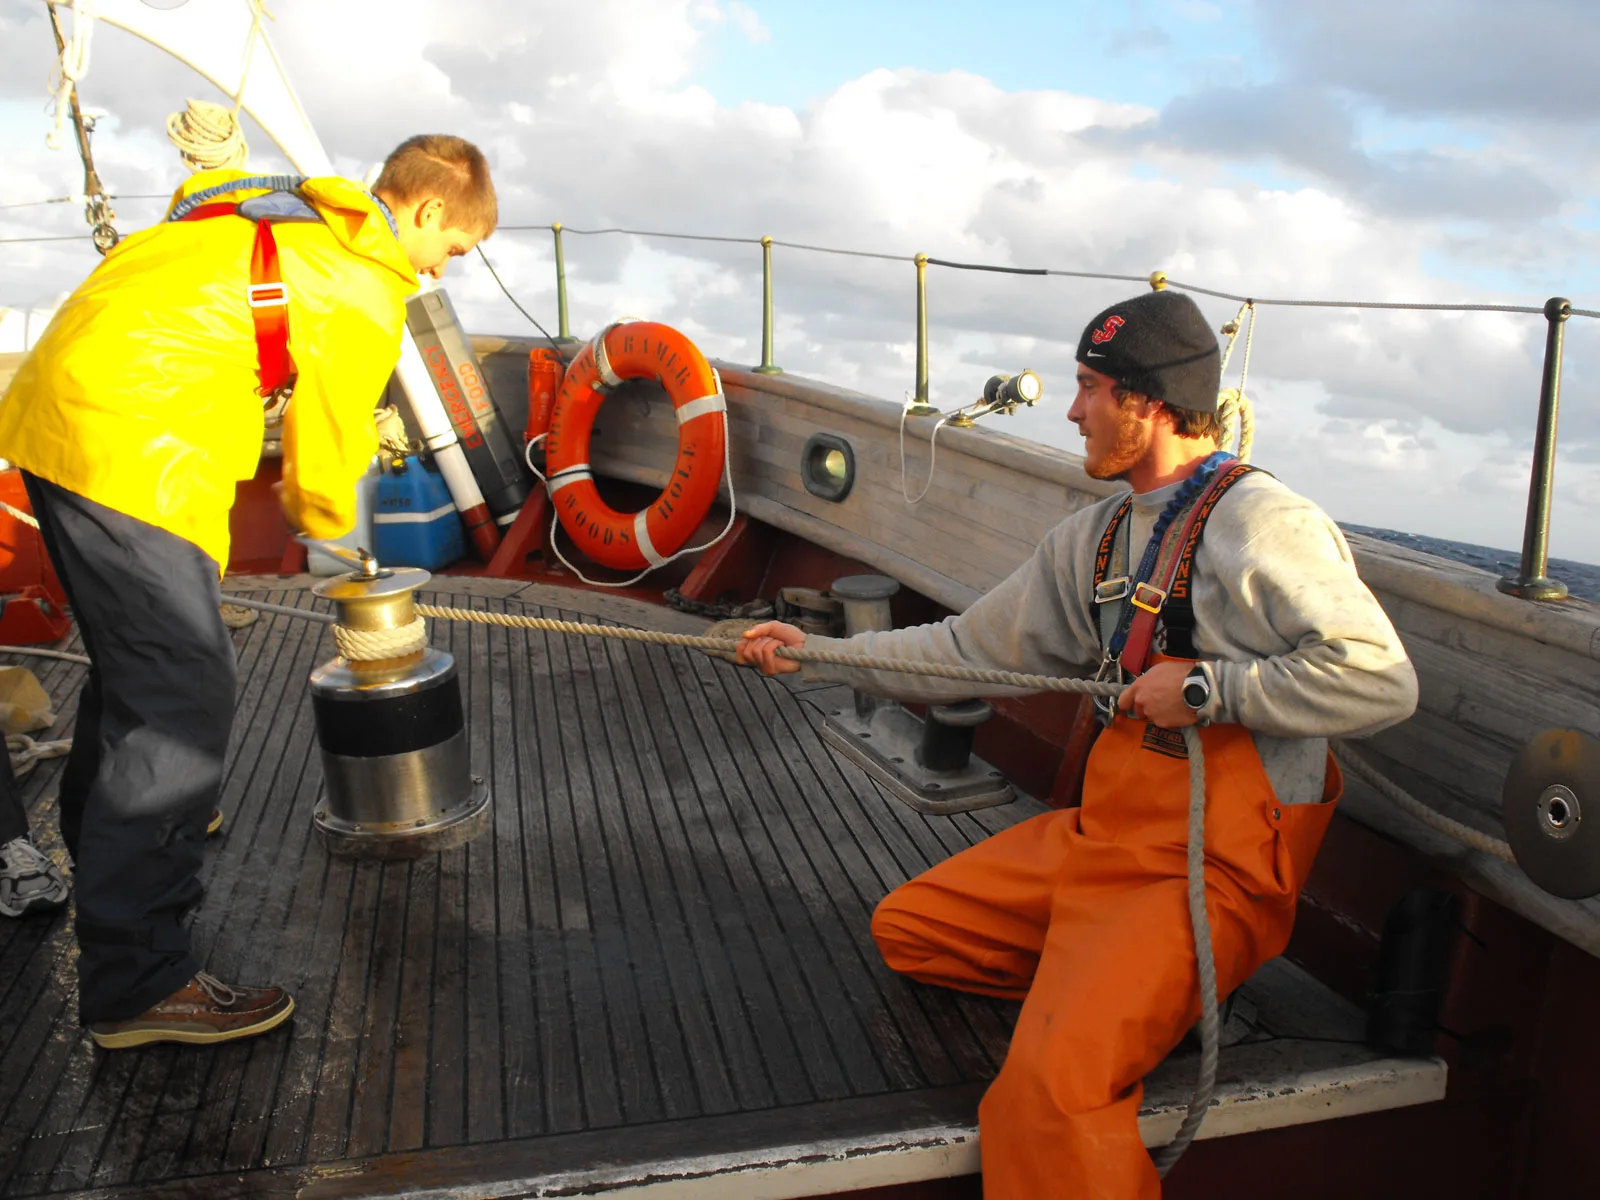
[0,133,497,1048]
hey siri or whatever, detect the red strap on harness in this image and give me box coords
[246,221,292,397]
[1119,461,1255,676]
[179,203,294,398]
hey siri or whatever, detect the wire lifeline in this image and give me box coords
[0,194,168,211]
[3,207,1595,319]
[500,225,762,247]
[475,245,556,342]
[485,224,1598,317]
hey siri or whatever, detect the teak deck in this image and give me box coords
[0,579,1443,1198]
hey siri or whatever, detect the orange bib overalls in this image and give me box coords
[871,465,1343,1198]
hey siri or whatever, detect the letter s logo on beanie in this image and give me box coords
[1090,315,1125,345]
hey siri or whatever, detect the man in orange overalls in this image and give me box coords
[738,289,1419,1197]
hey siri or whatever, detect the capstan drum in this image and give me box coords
[307,550,489,859]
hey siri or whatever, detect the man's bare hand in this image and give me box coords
[1117,659,1199,728]
[737,620,806,675]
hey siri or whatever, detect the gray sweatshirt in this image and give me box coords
[805,471,1419,805]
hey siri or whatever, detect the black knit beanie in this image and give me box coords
[1075,290,1221,413]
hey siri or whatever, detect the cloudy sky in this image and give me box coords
[3,0,1598,562]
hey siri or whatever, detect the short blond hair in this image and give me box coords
[374,134,498,238]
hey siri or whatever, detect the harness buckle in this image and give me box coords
[247,282,288,308]
[1092,654,1126,727]
[1130,581,1167,614]
[259,380,295,425]
[1094,576,1131,604]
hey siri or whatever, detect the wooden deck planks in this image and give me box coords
[0,584,1059,1196]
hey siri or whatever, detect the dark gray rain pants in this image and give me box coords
[23,473,236,1024]
[0,753,25,846]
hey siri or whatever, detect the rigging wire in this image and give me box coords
[475,245,557,343]
[0,194,167,211]
[2,205,1596,318]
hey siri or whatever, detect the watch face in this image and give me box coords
[1183,676,1208,708]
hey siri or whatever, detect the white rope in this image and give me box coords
[1334,741,1514,862]
[1152,723,1221,1174]
[0,645,90,666]
[232,0,271,112]
[0,500,39,530]
[1216,302,1257,463]
[7,733,71,779]
[163,0,271,173]
[898,403,952,504]
[1237,302,1257,398]
[332,617,428,663]
[166,99,250,173]
[45,0,95,153]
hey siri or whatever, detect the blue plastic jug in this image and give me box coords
[373,454,466,571]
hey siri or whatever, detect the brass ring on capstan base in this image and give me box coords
[1504,728,1600,899]
[313,776,490,861]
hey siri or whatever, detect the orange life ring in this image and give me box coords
[545,321,727,571]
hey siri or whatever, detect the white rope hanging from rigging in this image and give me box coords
[45,0,96,152]
[1217,300,1257,463]
[165,0,273,173]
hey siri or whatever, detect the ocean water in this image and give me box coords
[1341,524,1600,604]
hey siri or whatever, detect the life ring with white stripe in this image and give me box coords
[544,321,727,571]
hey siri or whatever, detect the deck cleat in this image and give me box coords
[304,541,490,860]
[1503,728,1600,899]
[820,574,1014,814]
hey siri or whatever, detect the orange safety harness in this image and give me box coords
[165,176,399,419]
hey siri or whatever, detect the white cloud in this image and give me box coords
[0,0,1595,561]
[727,2,771,44]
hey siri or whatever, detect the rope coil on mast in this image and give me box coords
[166,99,250,172]
[165,0,273,172]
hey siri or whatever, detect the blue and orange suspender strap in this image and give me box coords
[1090,457,1259,678]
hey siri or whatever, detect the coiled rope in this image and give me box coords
[166,99,249,173]
[164,1,273,172]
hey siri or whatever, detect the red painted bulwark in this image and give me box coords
[0,470,72,644]
[678,514,776,604]
[486,490,551,579]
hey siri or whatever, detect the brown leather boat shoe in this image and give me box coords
[87,972,294,1049]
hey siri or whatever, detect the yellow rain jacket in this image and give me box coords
[0,169,419,569]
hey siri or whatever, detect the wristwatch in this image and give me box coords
[1181,664,1212,713]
